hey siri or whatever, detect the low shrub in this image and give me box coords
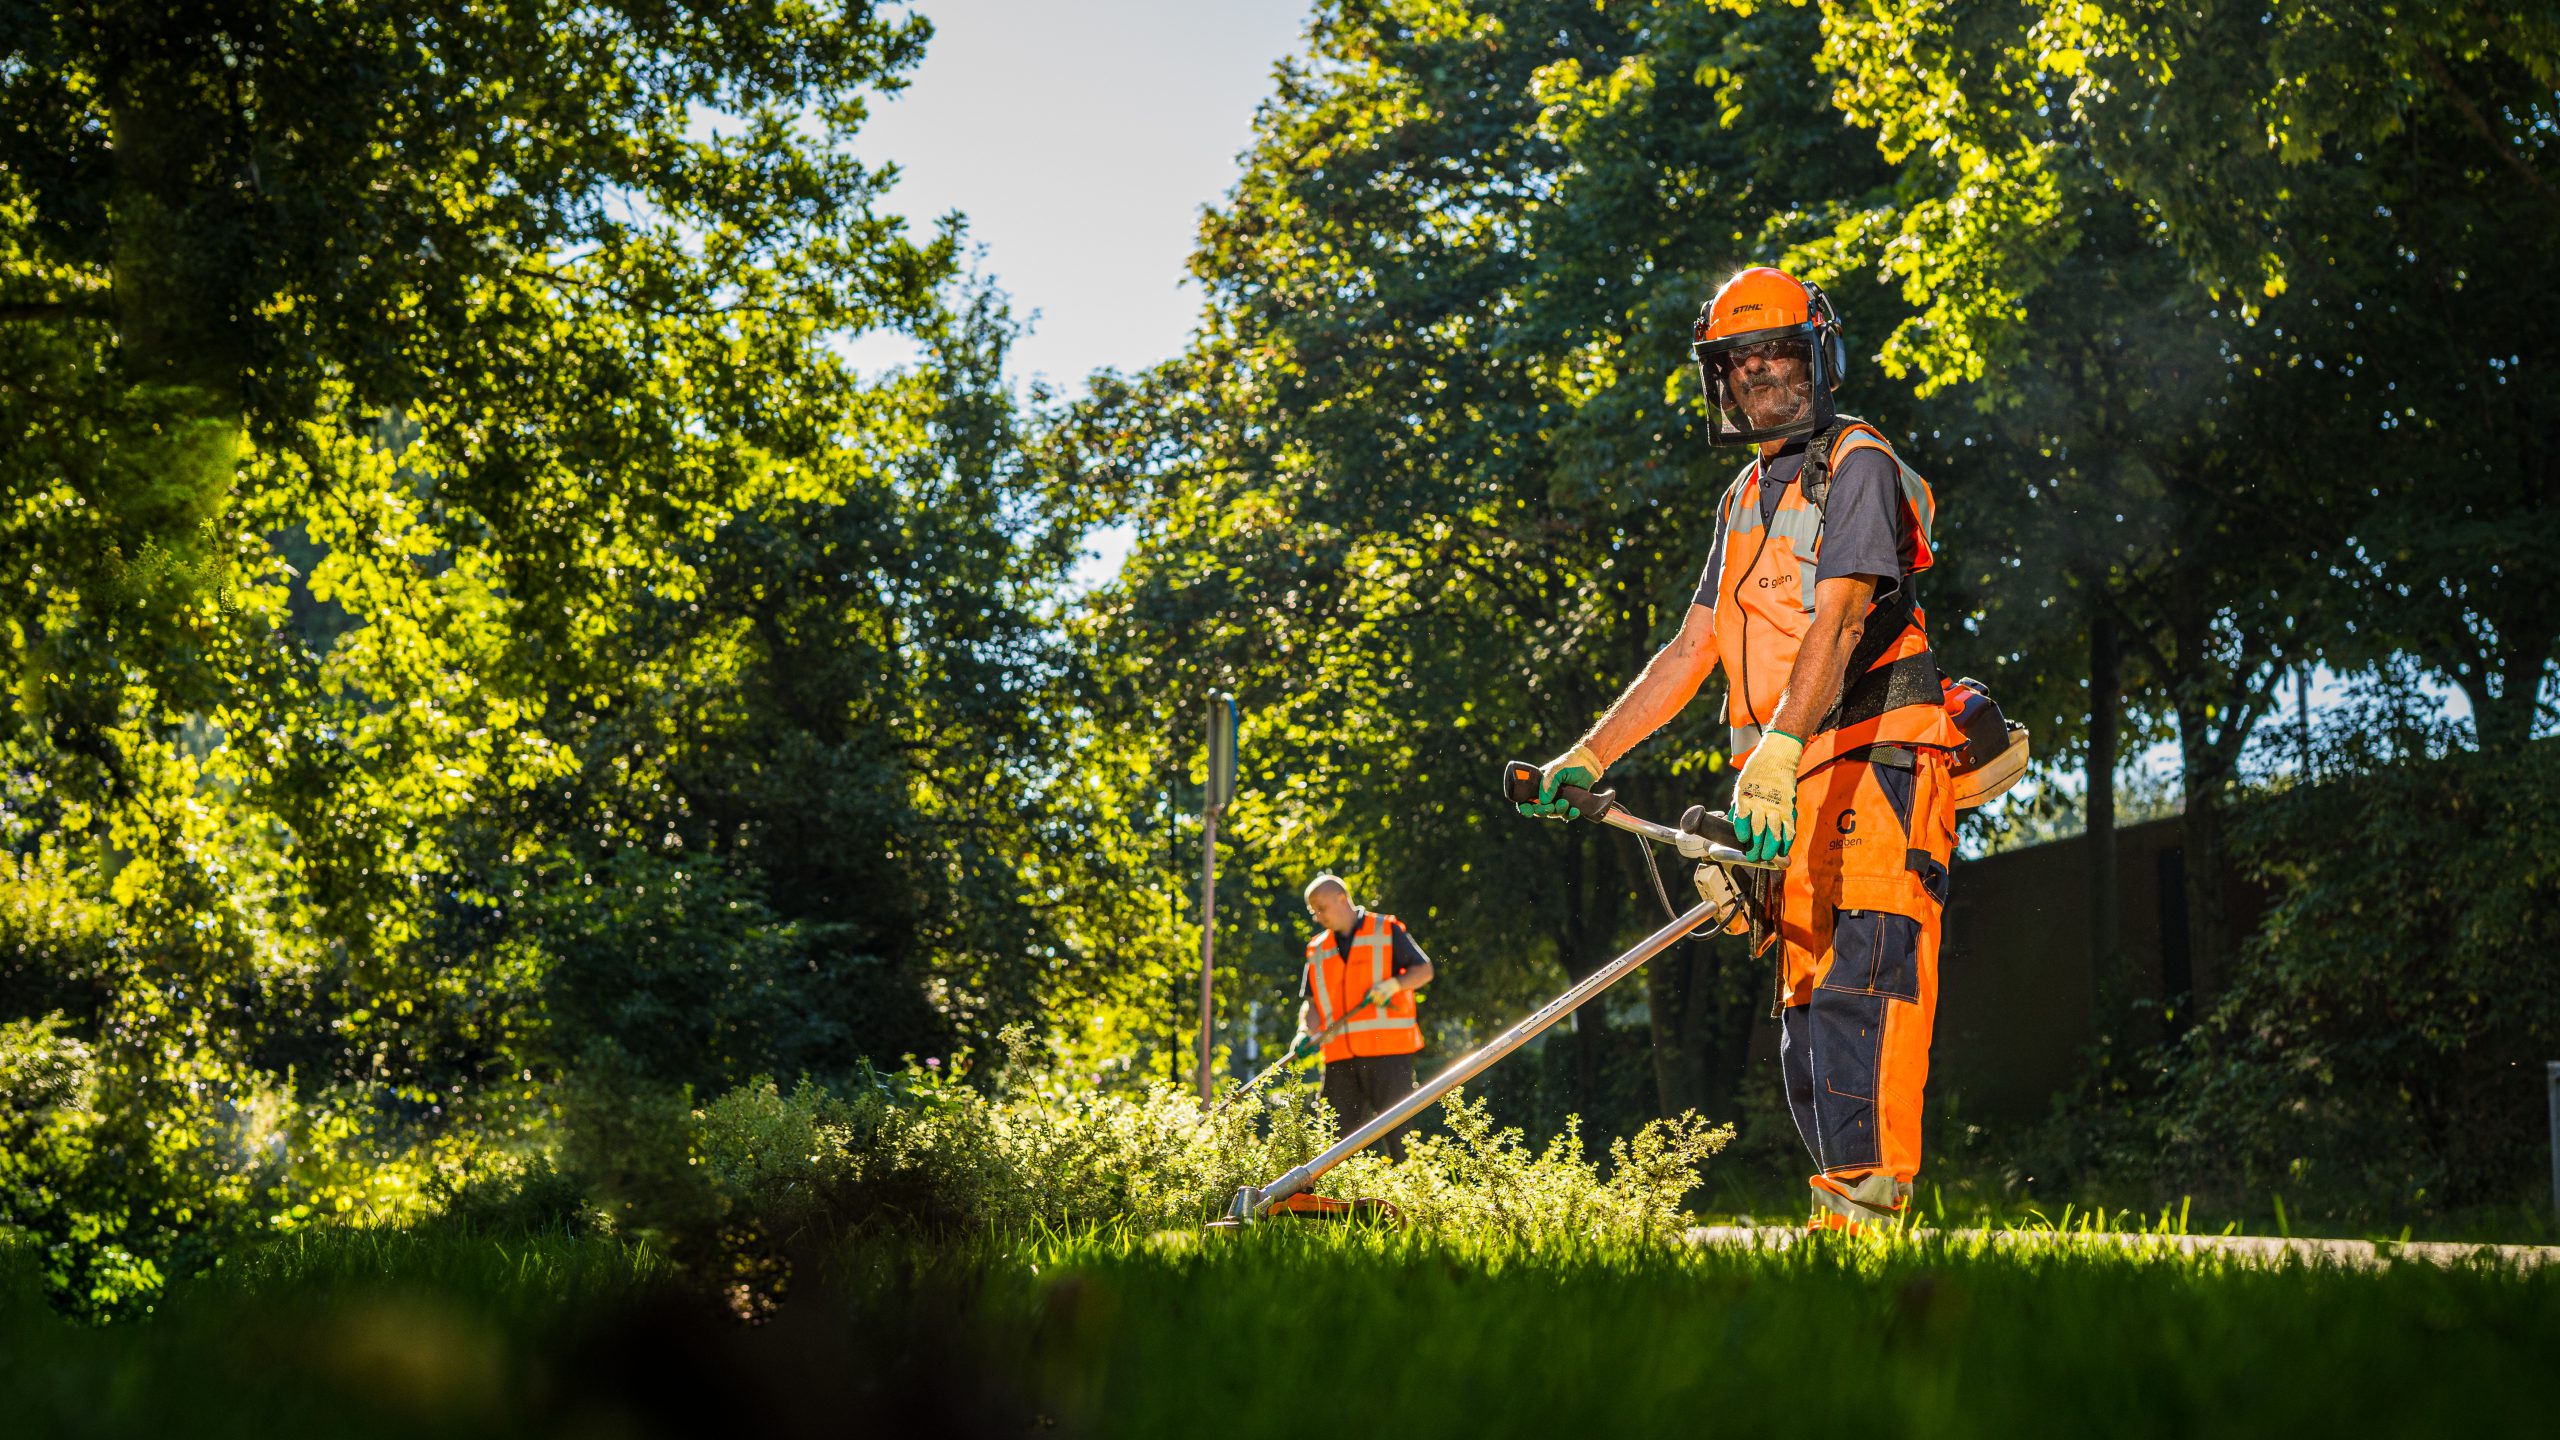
[549,1029,1734,1293]
[1327,1095,1730,1244]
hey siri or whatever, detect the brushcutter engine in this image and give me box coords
[1944,676,2031,810]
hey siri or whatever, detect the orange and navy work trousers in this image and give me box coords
[1772,746,1956,1226]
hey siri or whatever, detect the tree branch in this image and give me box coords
[510,264,804,321]
[2421,48,2560,210]
[0,300,106,324]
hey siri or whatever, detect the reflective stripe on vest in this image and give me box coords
[1711,424,1962,767]
[1302,910,1422,1061]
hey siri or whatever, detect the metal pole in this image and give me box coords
[1234,896,1722,1219]
[2547,1061,2558,1215]
[2298,667,2314,780]
[1196,800,1218,1101]
[1165,784,1179,1083]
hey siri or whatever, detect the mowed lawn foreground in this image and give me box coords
[6,1226,2556,1438]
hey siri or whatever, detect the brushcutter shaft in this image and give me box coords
[1601,807,1695,852]
[1239,895,1725,1220]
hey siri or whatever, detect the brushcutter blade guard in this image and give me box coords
[1270,1192,1401,1224]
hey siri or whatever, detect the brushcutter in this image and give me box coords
[1211,761,1775,1229]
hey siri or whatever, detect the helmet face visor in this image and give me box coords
[1692,322,1831,445]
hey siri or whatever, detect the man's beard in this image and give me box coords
[1738,374,1811,428]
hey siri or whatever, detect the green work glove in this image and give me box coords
[1517,743,1605,820]
[1730,730,1804,864]
[1364,978,1401,1012]
[1284,1030,1320,1063]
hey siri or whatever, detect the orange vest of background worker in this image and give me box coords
[1518,266,1960,1231]
[1293,872,1432,1161]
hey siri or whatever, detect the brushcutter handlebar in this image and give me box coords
[1500,760,1772,868]
[1679,804,1746,855]
[1501,758,1615,820]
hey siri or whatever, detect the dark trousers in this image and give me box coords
[1321,1052,1416,1161]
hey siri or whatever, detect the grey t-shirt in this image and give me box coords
[1693,440,1909,609]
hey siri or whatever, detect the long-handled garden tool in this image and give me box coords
[1211,762,1775,1228]
[1201,1012,1353,1126]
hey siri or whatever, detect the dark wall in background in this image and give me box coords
[1929,817,2265,1120]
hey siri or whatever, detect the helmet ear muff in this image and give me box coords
[1692,317,1733,412]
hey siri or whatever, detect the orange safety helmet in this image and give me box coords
[1690,267,1847,445]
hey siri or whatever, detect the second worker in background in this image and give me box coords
[1291,873,1432,1160]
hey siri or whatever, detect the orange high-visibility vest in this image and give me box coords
[1711,421,1964,774]
[1303,911,1422,1062]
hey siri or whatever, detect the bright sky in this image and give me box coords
[849,0,1313,390]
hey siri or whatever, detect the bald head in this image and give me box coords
[1304,873,1355,934]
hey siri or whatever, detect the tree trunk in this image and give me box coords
[2480,615,2557,750]
[1644,942,1706,1117]
[102,45,249,595]
[2173,731,2233,1004]
[109,57,246,402]
[1696,938,1760,1122]
[1644,933,1759,1110]
[2168,580,2237,997]
[2086,604,2125,1035]
[1553,823,1617,1134]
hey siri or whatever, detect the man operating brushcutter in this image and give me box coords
[1518,267,1966,1232]
[1287,873,1434,1161]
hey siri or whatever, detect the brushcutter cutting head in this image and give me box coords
[1268,1194,1401,1225]
[1206,1185,1263,1232]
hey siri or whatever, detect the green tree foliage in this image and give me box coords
[5,0,2551,1305]
[1819,0,2560,740]
[1791,0,2559,997]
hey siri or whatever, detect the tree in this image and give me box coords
[0,3,1104,1304]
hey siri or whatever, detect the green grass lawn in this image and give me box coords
[1689,1168,2560,1248]
[7,1222,2556,1439]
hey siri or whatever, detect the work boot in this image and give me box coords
[1807,1173,1910,1234]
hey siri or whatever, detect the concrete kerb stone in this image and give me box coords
[1684,1224,2560,1271]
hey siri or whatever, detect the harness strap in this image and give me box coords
[1837,582,1915,677]
[1786,412,1939,738]
[1796,413,1872,515]
[1821,646,1944,736]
